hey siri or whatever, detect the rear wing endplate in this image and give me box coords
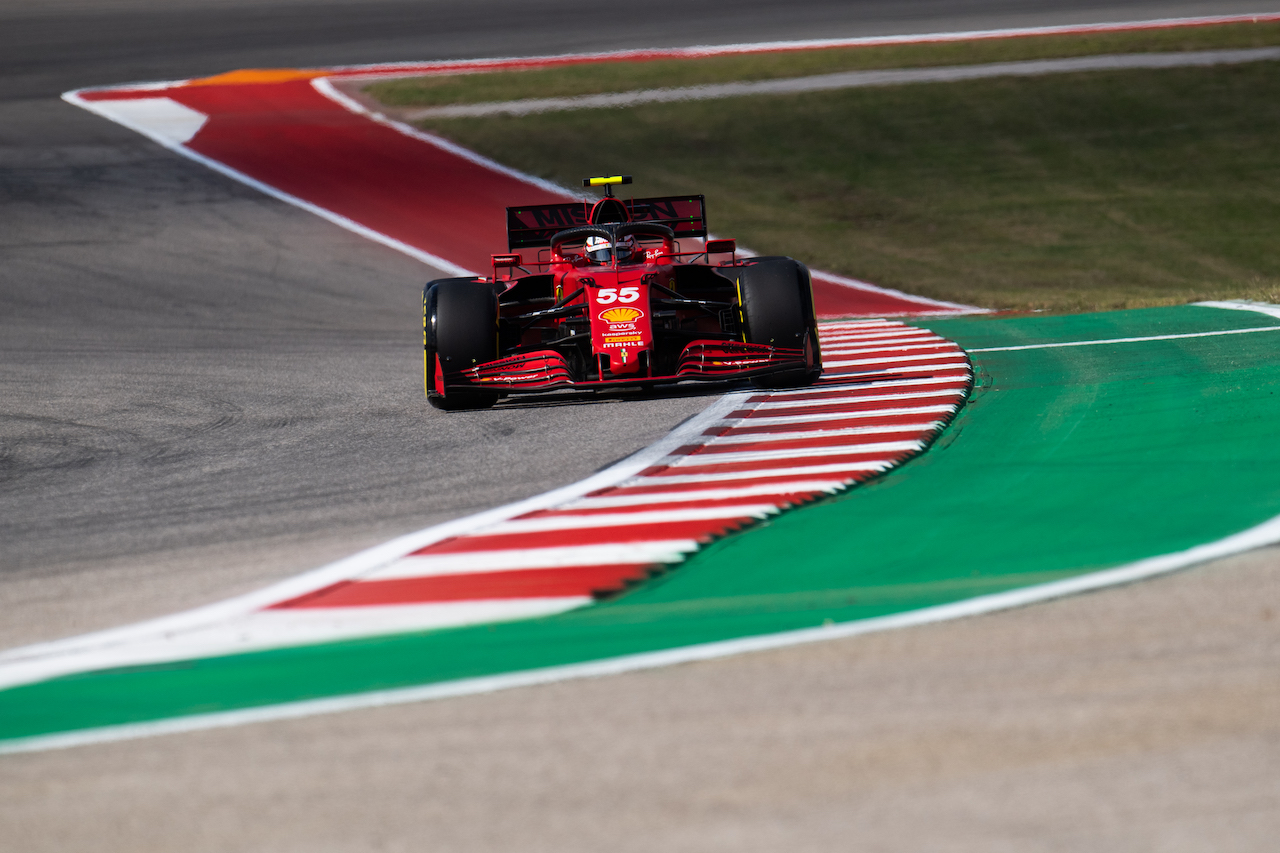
[506,195,707,249]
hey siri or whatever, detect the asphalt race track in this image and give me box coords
[5,0,1275,641]
[7,0,1267,650]
[0,93,722,646]
[3,1,1280,850]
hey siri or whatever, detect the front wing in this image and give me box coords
[442,341,807,393]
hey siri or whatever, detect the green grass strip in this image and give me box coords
[368,21,1280,107]
[2,304,1278,741]
[414,58,1280,313]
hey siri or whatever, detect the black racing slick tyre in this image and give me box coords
[423,278,499,410]
[735,258,822,387]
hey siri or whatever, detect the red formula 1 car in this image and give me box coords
[422,176,822,409]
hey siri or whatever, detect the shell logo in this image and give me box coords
[599,306,643,323]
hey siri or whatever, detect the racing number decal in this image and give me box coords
[596,287,640,304]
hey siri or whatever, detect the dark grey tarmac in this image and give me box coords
[5,0,1275,639]
[0,90,721,644]
[7,0,1269,641]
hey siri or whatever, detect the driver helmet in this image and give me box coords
[585,235,612,264]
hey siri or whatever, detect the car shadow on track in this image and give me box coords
[485,381,751,411]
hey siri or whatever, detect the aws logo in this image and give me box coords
[598,306,643,323]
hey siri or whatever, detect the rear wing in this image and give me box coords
[506,195,707,249]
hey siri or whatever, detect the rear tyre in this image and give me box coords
[735,258,822,388]
[423,278,499,410]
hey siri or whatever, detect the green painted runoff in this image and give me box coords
[3,305,1278,741]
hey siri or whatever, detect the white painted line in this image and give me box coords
[1194,299,1280,321]
[821,322,928,334]
[739,403,956,420]
[478,505,781,533]
[752,398,958,414]
[825,353,969,368]
[821,323,928,333]
[818,319,896,329]
[826,351,968,366]
[739,404,959,422]
[368,541,701,579]
[969,325,1280,352]
[744,382,887,398]
[823,342,958,356]
[747,394,962,414]
[734,408,955,428]
[84,97,208,144]
[821,335,941,349]
[819,324,931,333]
[566,482,845,508]
[870,367,968,377]
[747,392,964,411]
[15,502,1280,756]
[754,375,970,397]
[709,423,943,445]
[827,363,972,377]
[624,462,891,485]
[670,440,923,466]
[400,48,1280,118]
[821,336,936,349]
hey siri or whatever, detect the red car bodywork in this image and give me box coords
[425,187,820,401]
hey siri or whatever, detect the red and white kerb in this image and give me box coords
[0,320,973,688]
[268,321,972,624]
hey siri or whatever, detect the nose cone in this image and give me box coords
[609,348,642,374]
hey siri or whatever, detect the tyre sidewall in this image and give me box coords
[423,278,499,409]
[737,258,811,349]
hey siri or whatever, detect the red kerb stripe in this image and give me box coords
[421,519,751,552]
[271,564,654,607]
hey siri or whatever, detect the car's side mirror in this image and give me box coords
[705,239,735,255]
[492,253,522,280]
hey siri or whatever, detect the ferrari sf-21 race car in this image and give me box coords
[423,176,822,409]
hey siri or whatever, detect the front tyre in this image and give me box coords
[423,278,499,410]
[735,258,822,388]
